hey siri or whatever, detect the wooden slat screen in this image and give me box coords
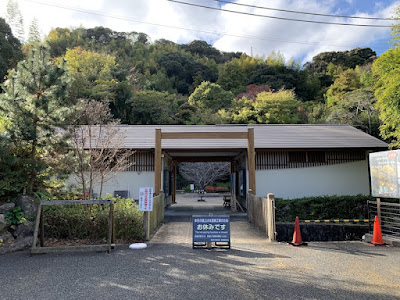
[127,151,154,172]
[256,150,365,170]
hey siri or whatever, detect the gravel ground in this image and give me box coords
[1,221,400,300]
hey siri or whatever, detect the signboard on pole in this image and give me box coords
[139,187,154,211]
[192,215,230,248]
[369,150,400,198]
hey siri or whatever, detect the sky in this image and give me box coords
[0,0,398,63]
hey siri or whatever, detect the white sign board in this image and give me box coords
[139,187,154,211]
[190,184,194,191]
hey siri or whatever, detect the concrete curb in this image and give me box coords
[364,233,400,247]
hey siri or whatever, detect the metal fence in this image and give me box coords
[368,200,400,239]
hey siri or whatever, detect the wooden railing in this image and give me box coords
[247,193,276,241]
[144,193,165,240]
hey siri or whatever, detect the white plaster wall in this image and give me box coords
[66,172,155,200]
[255,160,370,199]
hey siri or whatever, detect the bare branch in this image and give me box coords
[178,162,230,190]
[68,99,134,199]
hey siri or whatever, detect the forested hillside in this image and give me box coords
[2,9,400,201]
[1,22,379,133]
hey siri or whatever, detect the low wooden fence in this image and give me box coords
[144,193,165,240]
[247,193,276,241]
[31,200,114,254]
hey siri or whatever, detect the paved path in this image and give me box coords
[151,221,266,249]
[164,192,246,221]
[1,219,400,300]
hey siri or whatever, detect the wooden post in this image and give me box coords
[40,206,44,247]
[267,193,276,242]
[107,201,114,253]
[32,204,42,249]
[154,129,162,196]
[143,211,151,241]
[247,128,256,195]
[172,161,177,204]
[111,201,115,245]
[377,197,382,224]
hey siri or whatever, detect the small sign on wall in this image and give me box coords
[139,187,154,211]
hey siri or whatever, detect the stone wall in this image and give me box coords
[0,196,37,255]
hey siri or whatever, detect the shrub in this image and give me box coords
[4,206,26,227]
[216,182,230,188]
[204,186,215,193]
[275,195,383,222]
[43,198,143,242]
[182,185,192,192]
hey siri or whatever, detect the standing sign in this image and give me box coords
[192,215,230,248]
[369,150,400,198]
[139,187,154,211]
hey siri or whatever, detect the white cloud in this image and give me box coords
[213,0,398,62]
[0,0,397,62]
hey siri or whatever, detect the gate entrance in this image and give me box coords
[153,128,256,199]
[142,128,257,240]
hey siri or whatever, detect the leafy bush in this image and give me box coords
[4,206,26,226]
[43,198,143,242]
[275,195,388,222]
[182,185,192,192]
[216,182,230,188]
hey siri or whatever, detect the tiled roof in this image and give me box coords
[113,124,388,150]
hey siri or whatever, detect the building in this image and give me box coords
[67,124,387,208]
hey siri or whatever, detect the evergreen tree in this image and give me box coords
[0,18,23,81]
[6,0,24,41]
[0,45,72,195]
[28,17,41,43]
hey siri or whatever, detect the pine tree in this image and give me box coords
[0,18,23,81]
[28,17,41,43]
[6,0,25,41]
[0,45,72,195]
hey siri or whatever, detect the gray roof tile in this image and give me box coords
[114,124,388,150]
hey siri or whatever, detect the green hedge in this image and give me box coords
[44,198,143,242]
[275,195,398,222]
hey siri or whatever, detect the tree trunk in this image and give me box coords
[99,174,104,199]
[27,113,38,196]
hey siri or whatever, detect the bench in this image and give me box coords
[223,195,231,208]
[197,190,205,202]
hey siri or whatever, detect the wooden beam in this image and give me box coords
[31,245,110,254]
[164,148,245,153]
[161,132,248,140]
[174,157,234,162]
[247,128,256,194]
[154,129,162,195]
[40,200,112,206]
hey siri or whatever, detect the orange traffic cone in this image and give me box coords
[288,216,307,246]
[370,216,385,246]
